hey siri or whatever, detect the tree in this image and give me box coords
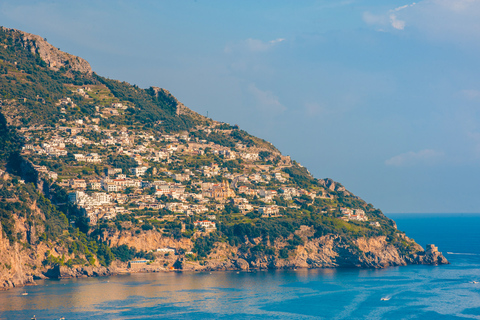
[259,151,272,161]
[0,112,24,165]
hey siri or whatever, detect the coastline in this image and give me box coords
[2,244,449,292]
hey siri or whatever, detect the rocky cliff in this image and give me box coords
[0,215,449,290]
[0,225,38,290]
[1,27,92,73]
[92,225,449,272]
[177,228,449,271]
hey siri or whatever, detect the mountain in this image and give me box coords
[0,27,448,290]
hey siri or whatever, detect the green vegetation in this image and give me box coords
[111,244,154,262]
[282,165,315,188]
[0,28,206,134]
[0,29,98,126]
[97,77,200,132]
[0,112,23,165]
[107,154,138,171]
[193,232,220,258]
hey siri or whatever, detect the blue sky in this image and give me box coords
[2,0,480,213]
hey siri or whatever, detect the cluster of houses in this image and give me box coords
[340,207,368,222]
[62,166,301,224]
[68,190,122,224]
[23,142,67,157]
[19,99,375,229]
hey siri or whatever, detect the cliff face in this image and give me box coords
[0,213,49,290]
[131,225,448,272]
[176,231,449,272]
[83,229,449,274]
[95,227,433,270]
[405,244,449,265]
[222,236,447,271]
[0,211,116,289]
[149,86,207,122]
[1,27,92,73]
[101,229,193,252]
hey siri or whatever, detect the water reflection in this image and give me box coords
[0,270,345,316]
[1,265,478,319]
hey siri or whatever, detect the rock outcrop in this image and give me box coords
[102,229,193,252]
[149,86,206,121]
[0,205,48,290]
[234,258,250,270]
[43,265,117,279]
[406,244,450,265]
[167,232,449,272]
[1,27,92,73]
[235,235,449,270]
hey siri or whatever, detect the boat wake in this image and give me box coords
[446,252,480,256]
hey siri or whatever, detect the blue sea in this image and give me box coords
[1,214,480,319]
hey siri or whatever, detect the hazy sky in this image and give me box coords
[2,0,480,213]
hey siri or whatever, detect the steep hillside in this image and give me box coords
[0,27,448,290]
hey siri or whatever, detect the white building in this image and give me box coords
[259,205,281,217]
[194,220,216,230]
[130,166,149,177]
[157,248,176,254]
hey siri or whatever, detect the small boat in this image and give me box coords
[22,292,28,296]
[381,297,390,301]
[472,281,478,284]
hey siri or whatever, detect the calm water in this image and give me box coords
[1,214,480,319]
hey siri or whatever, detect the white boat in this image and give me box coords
[381,297,390,301]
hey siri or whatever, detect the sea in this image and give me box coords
[1,214,480,320]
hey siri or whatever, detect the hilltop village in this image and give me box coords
[18,91,371,230]
[0,28,448,290]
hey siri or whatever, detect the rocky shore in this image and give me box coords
[0,240,448,291]
[43,265,117,279]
